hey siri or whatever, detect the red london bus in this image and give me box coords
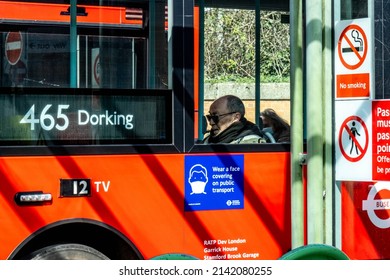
[0,0,293,260]
[0,0,388,260]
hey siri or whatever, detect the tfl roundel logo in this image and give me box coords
[362,182,390,229]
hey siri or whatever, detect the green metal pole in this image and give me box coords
[322,0,333,246]
[255,0,261,125]
[306,0,324,244]
[149,0,156,88]
[198,0,205,139]
[70,0,77,88]
[290,0,304,248]
[168,0,172,88]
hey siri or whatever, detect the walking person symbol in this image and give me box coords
[349,121,360,155]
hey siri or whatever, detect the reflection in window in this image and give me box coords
[341,0,368,20]
[0,1,168,90]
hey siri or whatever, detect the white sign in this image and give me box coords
[335,100,372,181]
[335,18,371,74]
[334,18,372,100]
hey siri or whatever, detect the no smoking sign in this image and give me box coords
[338,24,368,70]
[335,19,371,75]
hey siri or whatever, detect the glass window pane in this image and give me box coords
[341,0,368,20]
[0,1,172,146]
[0,0,168,90]
[199,6,290,144]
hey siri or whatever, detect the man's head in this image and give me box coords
[206,95,245,136]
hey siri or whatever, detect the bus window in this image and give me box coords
[196,4,290,144]
[3,33,148,88]
[0,0,167,89]
[340,0,368,19]
[0,0,171,146]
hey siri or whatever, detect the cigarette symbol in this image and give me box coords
[342,29,363,53]
[342,46,362,53]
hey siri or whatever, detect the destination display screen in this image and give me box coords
[0,88,172,145]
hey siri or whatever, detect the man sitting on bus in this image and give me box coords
[202,95,265,144]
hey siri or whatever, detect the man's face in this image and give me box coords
[207,99,235,136]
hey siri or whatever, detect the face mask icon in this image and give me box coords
[188,164,208,194]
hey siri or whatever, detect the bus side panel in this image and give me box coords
[183,152,291,260]
[341,181,390,259]
[0,152,291,260]
[0,1,138,26]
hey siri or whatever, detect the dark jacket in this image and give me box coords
[202,118,265,144]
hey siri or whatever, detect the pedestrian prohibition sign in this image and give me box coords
[338,115,369,162]
[338,24,368,70]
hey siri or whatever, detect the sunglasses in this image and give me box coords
[205,112,236,123]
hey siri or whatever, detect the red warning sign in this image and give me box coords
[372,100,390,180]
[336,73,370,98]
[338,24,367,70]
[5,31,23,65]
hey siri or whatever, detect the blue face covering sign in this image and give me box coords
[184,155,244,211]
